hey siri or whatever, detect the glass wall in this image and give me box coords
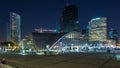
[49,31,86,52]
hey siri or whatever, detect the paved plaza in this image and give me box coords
[0,53,120,68]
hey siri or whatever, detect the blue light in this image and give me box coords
[95,18,100,20]
[76,21,79,23]
[91,18,101,21]
[19,50,27,55]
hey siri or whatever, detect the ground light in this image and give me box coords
[19,49,27,55]
[115,54,120,60]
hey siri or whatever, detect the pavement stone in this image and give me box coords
[0,64,14,68]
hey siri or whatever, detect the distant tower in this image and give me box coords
[109,28,118,45]
[81,25,89,35]
[7,12,21,45]
[60,4,79,33]
[88,17,107,42]
[7,22,10,41]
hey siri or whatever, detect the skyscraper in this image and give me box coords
[60,4,79,33]
[88,17,107,42]
[7,12,21,45]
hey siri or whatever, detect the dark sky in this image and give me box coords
[0,0,120,42]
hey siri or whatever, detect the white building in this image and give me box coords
[88,17,107,42]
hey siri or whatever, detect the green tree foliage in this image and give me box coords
[1,41,15,47]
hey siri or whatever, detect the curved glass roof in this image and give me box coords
[49,31,86,51]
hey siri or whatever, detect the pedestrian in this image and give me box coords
[1,58,6,64]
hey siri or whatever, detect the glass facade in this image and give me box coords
[60,5,79,33]
[88,17,107,42]
[8,12,21,45]
[49,31,86,52]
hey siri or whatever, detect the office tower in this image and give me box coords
[109,28,118,45]
[81,25,89,35]
[60,4,79,33]
[7,12,21,45]
[7,22,10,41]
[88,17,107,42]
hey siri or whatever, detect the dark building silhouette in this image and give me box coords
[31,32,66,49]
[81,25,89,42]
[60,4,79,33]
[81,25,89,35]
[109,28,118,45]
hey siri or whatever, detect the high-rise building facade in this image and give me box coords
[88,17,107,42]
[60,5,79,33]
[7,12,21,45]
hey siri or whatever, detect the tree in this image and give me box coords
[0,41,16,51]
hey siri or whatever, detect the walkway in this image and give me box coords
[0,64,14,68]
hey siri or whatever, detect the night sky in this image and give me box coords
[0,0,120,42]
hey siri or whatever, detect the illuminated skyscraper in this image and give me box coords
[88,17,107,42]
[60,4,79,33]
[7,12,21,45]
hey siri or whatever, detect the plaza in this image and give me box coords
[0,53,120,68]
